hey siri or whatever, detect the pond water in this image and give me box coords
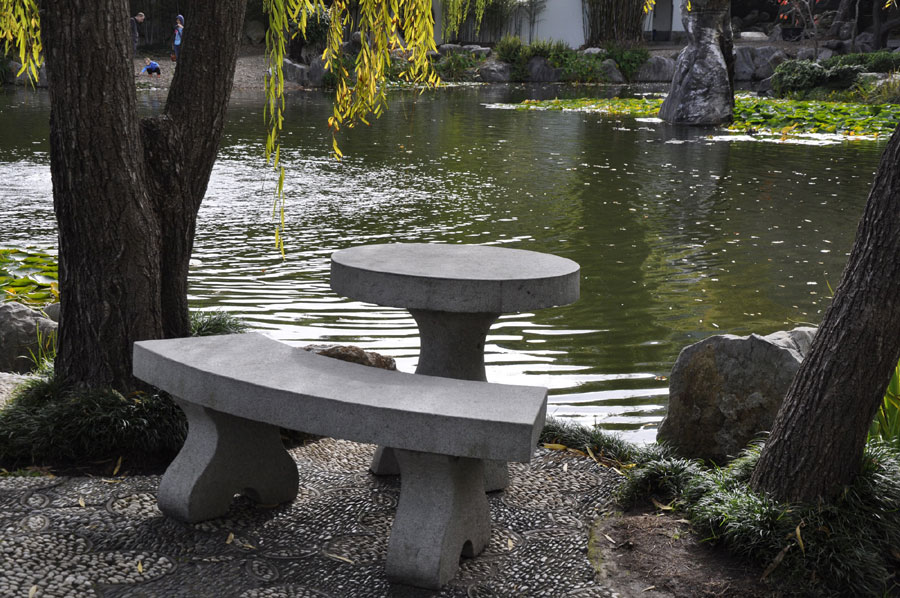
[0,85,886,442]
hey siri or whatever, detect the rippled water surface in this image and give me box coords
[0,86,886,442]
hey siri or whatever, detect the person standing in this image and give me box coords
[130,12,145,57]
[173,15,184,61]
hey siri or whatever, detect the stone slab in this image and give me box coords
[330,243,580,314]
[133,333,547,464]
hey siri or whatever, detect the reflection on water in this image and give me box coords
[0,85,885,442]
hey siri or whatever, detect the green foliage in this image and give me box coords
[870,360,900,448]
[27,325,56,377]
[189,310,249,337]
[621,442,900,596]
[0,376,187,468]
[433,51,478,80]
[772,59,867,96]
[0,247,58,307]
[602,45,649,81]
[822,51,900,74]
[494,35,523,63]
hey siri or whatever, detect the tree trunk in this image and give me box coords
[750,124,900,503]
[42,0,246,391]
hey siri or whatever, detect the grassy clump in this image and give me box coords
[433,51,479,81]
[620,442,900,596]
[0,376,186,469]
[771,59,866,97]
[539,416,664,464]
[189,309,248,336]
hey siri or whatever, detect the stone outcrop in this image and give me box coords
[526,56,561,82]
[0,302,57,374]
[282,56,327,87]
[463,45,491,58]
[633,56,676,82]
[657,327,816,463]
[658,0,735,125]
[477,59,511,83]
[733,45,788,81]
[600,59,625,84]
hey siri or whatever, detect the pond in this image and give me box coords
[0,85,886,442]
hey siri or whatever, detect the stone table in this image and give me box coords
[330,243,580,491]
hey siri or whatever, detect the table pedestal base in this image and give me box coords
[370,309,512,492]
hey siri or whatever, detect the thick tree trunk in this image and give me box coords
[750,124,900,502]
[42,0,246,391]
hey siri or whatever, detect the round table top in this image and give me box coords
[330,243,580,313]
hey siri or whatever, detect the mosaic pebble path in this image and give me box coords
[0,438,623,598]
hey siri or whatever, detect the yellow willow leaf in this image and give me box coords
[542,443,566,450]
[29,586,38,598]
[795,524,805,554]
[137,560,143,574]
[226,532,235,544]
[651,497,674,511]
[78,497,85,507]
[112,456,122,476]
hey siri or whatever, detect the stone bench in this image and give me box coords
[132,332,548,589]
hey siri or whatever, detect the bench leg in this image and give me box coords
[158,400,300,523]
[386,449,491,589]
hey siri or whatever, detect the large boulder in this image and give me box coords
[527,56,561,82]
[244,20,266,45]
[599,59,625,84]
[658,0,734,125]
[477,59,511,82]
[282,58,310,86]
[733,46,756,81]
[633,56,675,82]
[0,302,58,374]
[657,327,817,463]
[463,45,491,58]
[752,46,788,79]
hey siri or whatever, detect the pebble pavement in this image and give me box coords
[0,437,625,598]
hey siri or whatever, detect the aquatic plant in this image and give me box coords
[509,96,900,137]
[0,248,58,307]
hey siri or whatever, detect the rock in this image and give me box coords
[824,39,853,54]
[657,327,817,463]
[599,58,625,83]
[526,56,561,82]
[463,44,491,58]
[742,10,759,27]
[757,75,774,95]
[659,0,734,125]
[427,50,441,60]
[581,47,604,56]
[302,344,397,370]
[307,55,327,87]
[633,55,675,82]
[855,32,874,53]
[438,43,463,55]
[282,58,310,86]
[731,16,743,32]
[768,24,782,42]
[797,47,834,61]
[477,59,511,82]
[739,31,768,40]
[0,302,58,374]
[42,303,60,322]
[733,46,756,81]
[752,46,788,80]
[244,20,265,45]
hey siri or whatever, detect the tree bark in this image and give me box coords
[750,124,900,503]
[41,0,246,391]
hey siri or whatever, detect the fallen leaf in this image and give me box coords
[29,586,38,598]
[507,538,514,550]
[562,463,568,473]
[112,456,123,476]
[226,532,235,544]
[651,497,674,511]
[78,497,85,508]
[326,552,355,564]
[795,524,805,555]
[542,443,566,450]
[642,586,656,592]
[761,543,793,580]
[603,533,616,545]
[137,560,143,573]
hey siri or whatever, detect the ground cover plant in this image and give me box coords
[511,96,900,137]
[619,442,900,596]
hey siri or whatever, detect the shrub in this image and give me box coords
[822,51,900,74]
[621,441,900,596]
[771,59,827,95]
[604,46,649,82]
[494,35,524,63]
[0,376,187,469]
[434,51,477,80]
[190,309,248,336]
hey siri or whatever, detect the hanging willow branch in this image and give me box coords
[0,0,42,83]
[263,0,439,252]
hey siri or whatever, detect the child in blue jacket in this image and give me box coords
[140,58,161,77]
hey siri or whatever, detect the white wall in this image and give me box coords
[531,0,586,48]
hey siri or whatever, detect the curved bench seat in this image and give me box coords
[132,332,548,589]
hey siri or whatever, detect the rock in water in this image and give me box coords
[659,0,734,125]
[0,302,57,374]
[657,327,816,463]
